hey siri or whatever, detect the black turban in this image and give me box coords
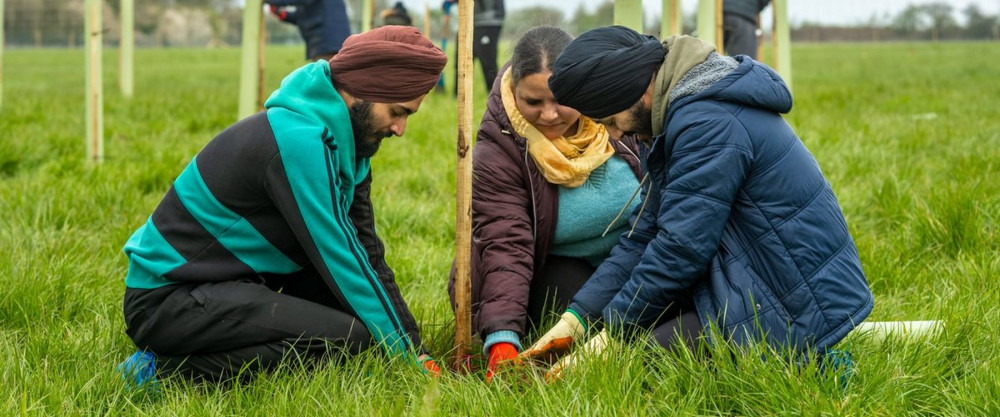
[549,26,666,119]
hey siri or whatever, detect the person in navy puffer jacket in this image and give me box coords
[269,0,352,61]
[520,26,873,375]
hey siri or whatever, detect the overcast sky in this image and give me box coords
[396,0,1000,26]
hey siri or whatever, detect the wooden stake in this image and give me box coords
[715,0,724,54]
[238,0,262,120]
[120,0,134,97]
[849,321,944,341]
[257,9,267,111]
[613,0,643,32]
[772,0,792,91]
[363,0,374,32]
[661,0,681,38]
[454,0,474,370]
[85,0,104,162]
[696,0,717,46]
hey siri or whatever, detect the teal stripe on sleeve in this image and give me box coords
[123,218,186,289]
[172,158,301,275]
[268,107,410,355]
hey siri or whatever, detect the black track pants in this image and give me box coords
[525,255,595,332]
[651,310,703,353]
[124,271,373,381]
[723,13,759,59]
[453,24,502,94]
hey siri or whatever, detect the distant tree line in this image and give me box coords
[795,3,1000,42]
[2,0,997,47]
[0,0,398,48]
[501,1,999,42]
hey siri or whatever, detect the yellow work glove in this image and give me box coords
[546,329,611,382]
[519,310,588,364]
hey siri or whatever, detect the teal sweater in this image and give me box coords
[549,155,642,265]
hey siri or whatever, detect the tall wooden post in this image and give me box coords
[696,0,717,46]
[454,0,474,369]
[86,0,104,162]
[715,0,724,54]
[120,0,134,97]
[772,0,791,91]
[614,0,643,32]
[238,0,263,120]
[363,0,375,32]
[661,0,681,38]
[257,11,267,111]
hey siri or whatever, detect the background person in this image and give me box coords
[269,0,353,61]
[723,0,770,59]
[381,2,413,27]
[443,0,505,93]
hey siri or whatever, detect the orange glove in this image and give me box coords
[419,355,442,377]
[485,342,518,383]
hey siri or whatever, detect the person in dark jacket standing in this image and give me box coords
[443,0,505,92]
[723,0,770,59]
[269,0,352,61]
[117,27,448,386]
[448,26,643,382]
[521,26,873,379]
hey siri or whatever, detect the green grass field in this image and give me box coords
[2,42,999,415]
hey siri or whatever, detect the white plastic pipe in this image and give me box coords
[850,320,944,341]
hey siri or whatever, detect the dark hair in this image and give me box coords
[510,26,573,84]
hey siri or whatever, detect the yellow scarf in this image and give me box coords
[500,70,615,188]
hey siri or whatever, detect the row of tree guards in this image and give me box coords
[1,0,812,366]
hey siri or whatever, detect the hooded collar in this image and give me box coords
[651,35,717,137]
[265,61,371,188]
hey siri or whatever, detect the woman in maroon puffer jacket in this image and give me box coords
[449,26,643,381]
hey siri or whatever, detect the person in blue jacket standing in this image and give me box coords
[269,0,352,61]
[521,26,873,378]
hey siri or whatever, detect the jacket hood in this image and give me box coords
[265,61,370,187]
[686,56,793,115]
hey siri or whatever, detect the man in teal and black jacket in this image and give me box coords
[118,26,447,384]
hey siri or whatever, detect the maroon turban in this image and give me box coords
[329,26,447,103]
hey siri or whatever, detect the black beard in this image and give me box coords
[627,101,654,144]
[349,100,386,158]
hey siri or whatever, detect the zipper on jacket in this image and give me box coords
[521,138,538,242]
